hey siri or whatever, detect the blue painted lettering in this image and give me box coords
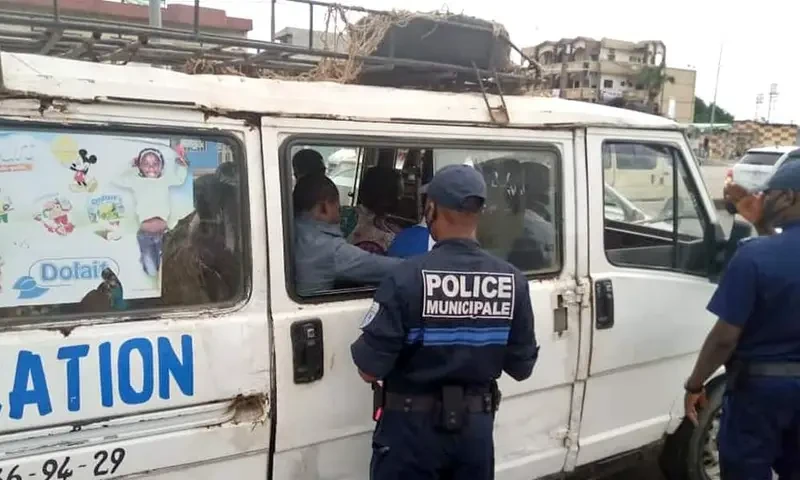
[9,351,52,419]
[98,341,114,407]
[5,336,196,420]
[57,344,90,412]
[118,338,154,405]
[157,335,194,399]
[41,260,109,282]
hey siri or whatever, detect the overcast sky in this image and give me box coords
[170,0,799,124]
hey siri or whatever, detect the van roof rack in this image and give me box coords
[0,0,539,96]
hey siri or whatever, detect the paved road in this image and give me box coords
[700,164,729,201]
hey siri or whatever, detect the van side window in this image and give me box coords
[0,127,246,320]
[611,143,658,170]
[285,142,561,299]
[602,141,709,276]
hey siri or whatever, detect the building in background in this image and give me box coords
[690,121,799,161]
[0,0,252,37]
[275,27,349,52]
[661,67,696,124]
[523,37,696,123]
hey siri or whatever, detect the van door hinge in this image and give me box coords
[579,278,591,307]
[553,426,570,445]
[561,280,589,308]
[561,289,581,307]
[553,280,591,335]
[553,283,579,335]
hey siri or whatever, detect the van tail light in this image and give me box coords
[725,168,733,184]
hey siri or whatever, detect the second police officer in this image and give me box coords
[684,160,800,479]
[350,164,540,479]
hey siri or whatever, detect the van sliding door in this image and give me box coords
[263,117,583,480]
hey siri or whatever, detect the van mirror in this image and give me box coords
[710,217,753,278]
[724,217,754,259]
[707,215,753,280]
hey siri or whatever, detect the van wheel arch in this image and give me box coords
[659,374,726,480]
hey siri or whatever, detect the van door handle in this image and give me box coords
[290,319,324,384]
[594,280,614,330]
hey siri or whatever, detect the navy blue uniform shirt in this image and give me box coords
[351,238,539,393]
[707,221,800,363]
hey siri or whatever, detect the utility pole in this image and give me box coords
[709,43,723,128]
[149,0,162,28]
[767,83,779,123]
[270,0,277,41]
[755,94,764,120]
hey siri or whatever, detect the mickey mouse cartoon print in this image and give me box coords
[69,149,99,193]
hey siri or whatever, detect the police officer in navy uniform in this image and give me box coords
[351,164,539,480]
[684,160,800,479]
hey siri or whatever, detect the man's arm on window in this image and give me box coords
[334,241,403,285]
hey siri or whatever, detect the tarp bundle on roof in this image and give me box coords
[368,13,511,72]
[182,8,525,92]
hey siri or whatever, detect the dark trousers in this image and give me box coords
[718,377,800,480]
[136,229,164,277]
[370,410,495,480]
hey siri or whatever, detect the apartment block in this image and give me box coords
[523,37,696,123]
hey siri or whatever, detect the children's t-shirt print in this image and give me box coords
[113,146,189,277]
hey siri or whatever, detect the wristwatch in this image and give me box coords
[684,380,704,394]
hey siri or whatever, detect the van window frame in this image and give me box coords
[601,139,713,277]
[279,134,566,305]
[0,119,253,330]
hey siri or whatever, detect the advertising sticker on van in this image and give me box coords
[0,131,197,309]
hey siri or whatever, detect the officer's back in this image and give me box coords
[710,160,800,366]
[720,227,800,363]
[350,164,539,480]
[382,239,535,393]
[688,161,800,480]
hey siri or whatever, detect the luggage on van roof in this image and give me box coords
[357,12,514,90]
[367,13,511,71]
[0,0,537,95]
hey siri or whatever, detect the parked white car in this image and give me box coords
[725,145,797,191]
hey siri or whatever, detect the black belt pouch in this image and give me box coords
[440,385,466,432]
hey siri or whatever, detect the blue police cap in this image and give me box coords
[426,164,487,212]
[766,160,800,192]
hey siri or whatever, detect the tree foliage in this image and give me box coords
[636,65,675,107]
[694,97,734,123]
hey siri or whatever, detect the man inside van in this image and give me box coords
[293,174,402,296]
[292,148,326,181]
[387,182,435,258]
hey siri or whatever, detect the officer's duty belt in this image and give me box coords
[383,392,494,414]
[746,362,800,377]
